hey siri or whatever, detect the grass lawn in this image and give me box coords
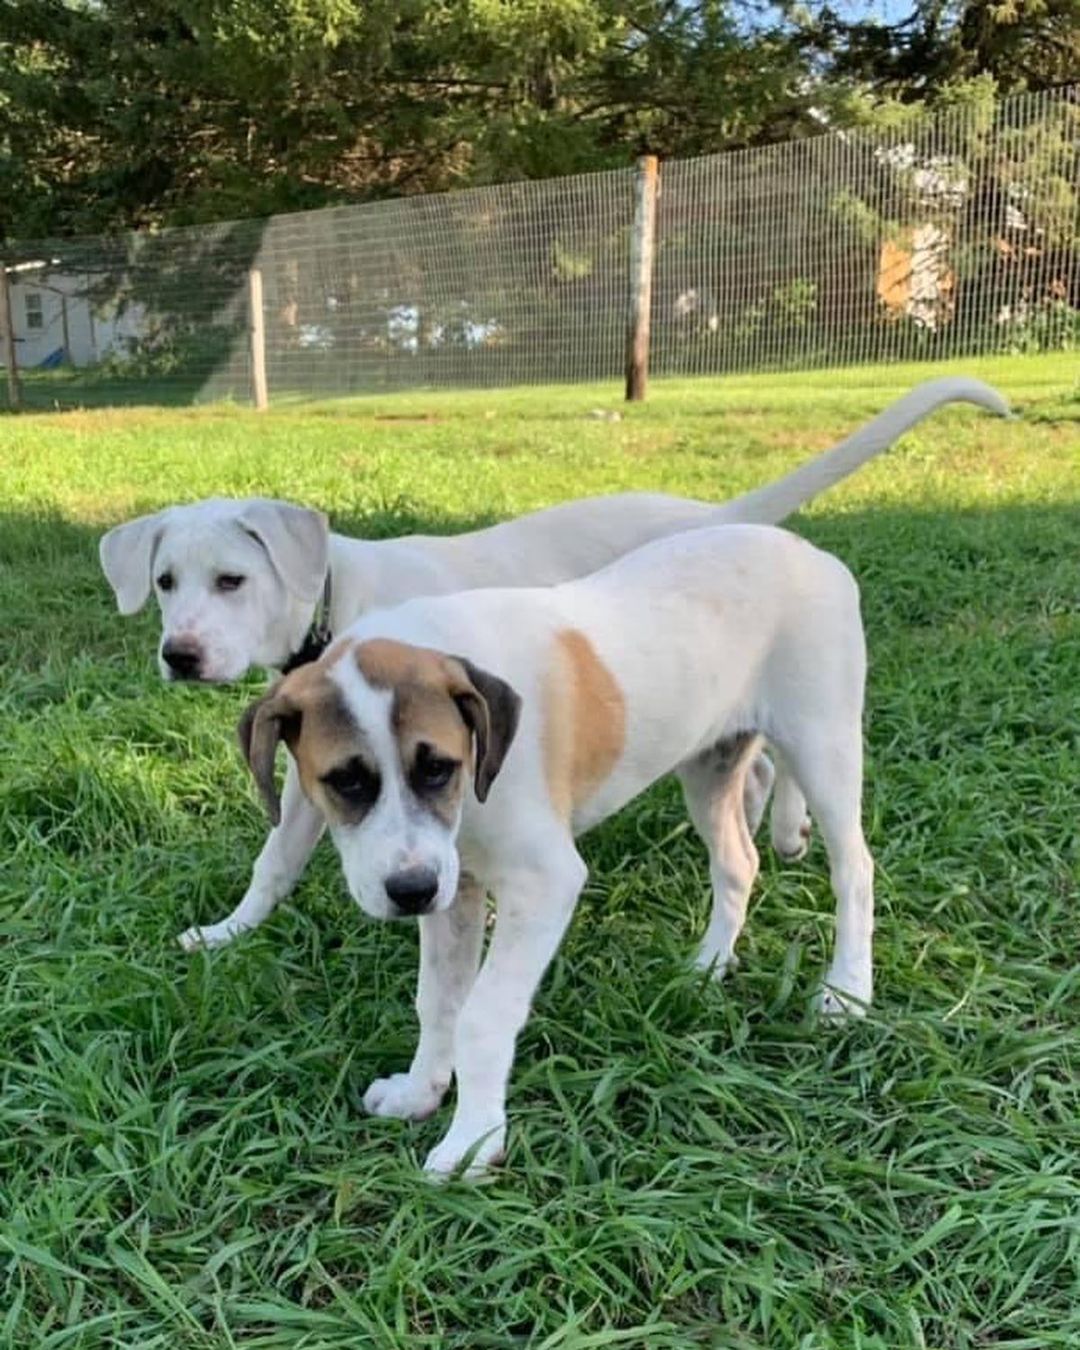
[1,353,1078,1347]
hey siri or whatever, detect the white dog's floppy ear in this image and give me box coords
[449,657,522,802]
[237,499,329,604]
[238,685,301,826]
[99,511,168,615]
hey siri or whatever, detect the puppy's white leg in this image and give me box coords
[680,734,761,978]
[423,843,587,1178]
[363,875,487,1121]
[776,728,874,1015]
[769,751,812,862]
[178,760,324,951]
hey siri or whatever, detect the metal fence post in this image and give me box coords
[248,267,268,411]
[625,154,659,402]
[0,263,22,411]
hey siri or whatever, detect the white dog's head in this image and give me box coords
[99,498,329,682]
[238,638,521,919]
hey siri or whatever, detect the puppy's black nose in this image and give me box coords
[385,868,439,916]
[162,641,202,680]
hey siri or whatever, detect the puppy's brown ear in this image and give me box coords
[238,687,300,826]
[448,657,522,803]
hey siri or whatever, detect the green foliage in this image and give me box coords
[830,74,1003,137]
[997,298,1080,354]
[101,321,243,379]
[830,189,888,245]
[3,1,1076,241]
[552,238,595,281]
[801,1,1080,100]
[0,1,815,238]
[771,277,817,328]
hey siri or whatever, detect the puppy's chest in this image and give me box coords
[454,825,501,885]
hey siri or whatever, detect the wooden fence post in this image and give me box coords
[0,263,22,412]
[625,154,659,403]
[248,267,268,411]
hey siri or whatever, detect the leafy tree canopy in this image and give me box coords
[0,0,1074,238]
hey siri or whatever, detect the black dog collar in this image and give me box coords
[281,571,333,674]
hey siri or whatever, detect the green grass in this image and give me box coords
[1,354,1078,1348]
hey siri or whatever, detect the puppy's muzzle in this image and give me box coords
[162,639,204,680]
[384,867,439,917]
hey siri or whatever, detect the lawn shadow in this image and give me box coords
[0,501,504,675]
[0,492,1075,681]
[2,493,1076,1087]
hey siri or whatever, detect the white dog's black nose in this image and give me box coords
[385,868,439,916]
[162,640,203,680]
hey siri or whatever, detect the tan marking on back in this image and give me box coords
[543,628,625,820]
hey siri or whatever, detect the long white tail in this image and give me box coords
[713,377,1011,526]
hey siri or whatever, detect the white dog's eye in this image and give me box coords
[156,572,175,592]
[216,574,246,593]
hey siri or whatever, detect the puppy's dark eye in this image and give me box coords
[156,572,174,592]
[216,574,245,593]
[410,745,458,795]
[322,758,380,809]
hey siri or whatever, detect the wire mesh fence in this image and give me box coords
[2,85,1077,410]
[654,87,1080,378]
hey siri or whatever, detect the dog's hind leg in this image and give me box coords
[770,724,874,1015]
[679,733,762,979]
[178,759,325,951]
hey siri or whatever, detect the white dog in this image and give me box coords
[98,377,1006,950]
[238,523,873,1176]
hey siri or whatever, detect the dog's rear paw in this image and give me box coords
[693,945,737,980]
[363,1072,447,1121]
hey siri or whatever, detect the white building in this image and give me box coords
[6,263,145,369]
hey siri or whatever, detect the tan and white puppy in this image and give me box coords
[98,377,1006,953]
[239,523,873,1177]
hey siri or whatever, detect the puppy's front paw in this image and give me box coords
[423,1120,506,1179]
[178,921,244,952]
[363,1072,447,1121]
[814,972,871,1019]
[693,944,737,980]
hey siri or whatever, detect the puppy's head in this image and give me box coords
[99,497,328,682]
[239,638,521,919]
